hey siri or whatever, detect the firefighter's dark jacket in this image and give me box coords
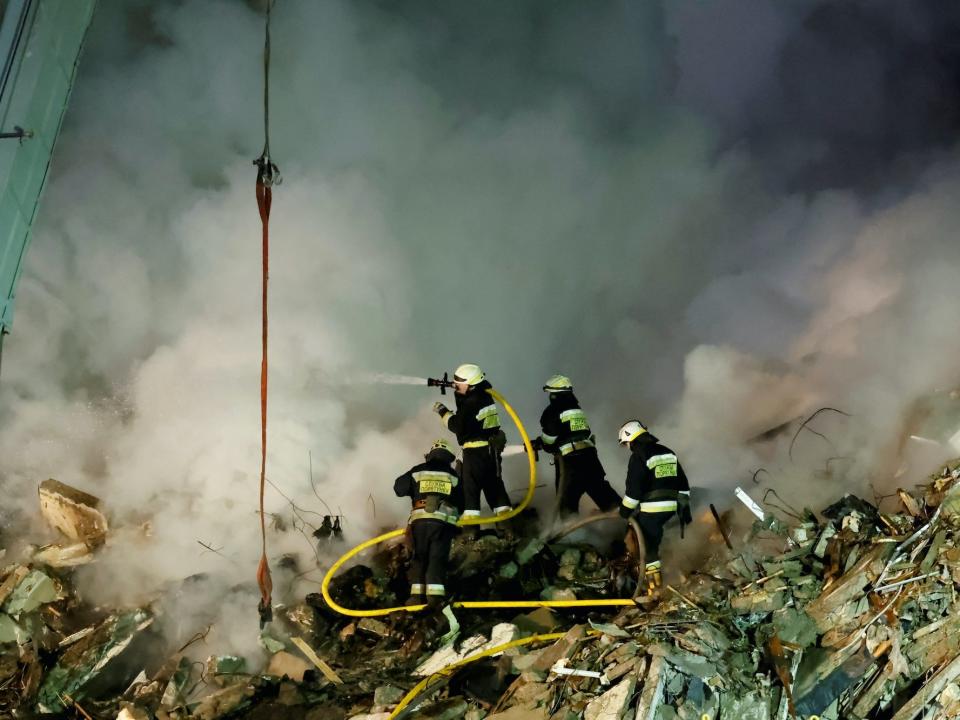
[620,434,690,518]
[394,451,464,525]
[539,392,592,453]
[440,380,501,446]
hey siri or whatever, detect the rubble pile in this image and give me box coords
[6,463,960,718]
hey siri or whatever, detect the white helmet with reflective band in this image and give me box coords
[453,363,484,386]
[618,420,648,445]
[542,374,573,393]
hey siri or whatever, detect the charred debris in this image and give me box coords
[4,463,960,719]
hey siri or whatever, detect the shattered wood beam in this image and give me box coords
[905,615,960,673]
[804,545,891,632]
[891,653,960,720]
[635,655,665,720]
[851,664,895,720]
[290,637,343,685]
[709,503,733,550]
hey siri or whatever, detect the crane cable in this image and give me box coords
[254,0,281,627]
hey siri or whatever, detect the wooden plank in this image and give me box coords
[290,636,343,685]
[891,654,960,720]
[635,655,665,720]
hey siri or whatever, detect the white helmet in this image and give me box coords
[618,420,648,445]
[542,374,573,393]
[426,438,455,459]
[454,363,485,386]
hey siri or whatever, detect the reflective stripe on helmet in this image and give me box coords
[618,420,648,444]
[543,374,573,392]
[454,363,484,385]
[429,438,455,455]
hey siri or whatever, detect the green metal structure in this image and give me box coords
[0,0,96,344]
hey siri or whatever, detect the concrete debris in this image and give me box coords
[37,608,154,713]
[4,568,58,615]
[583,675,635,720]
[32,540,96,567]
[267,651,312,682]
[8,461,960,718]
[38,478,109,544]
[416,622,520,677]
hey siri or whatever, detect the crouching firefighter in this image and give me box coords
[394,439,464,608]
[617,420,692,593]
[432,363,511,523]
[534,374,621,519]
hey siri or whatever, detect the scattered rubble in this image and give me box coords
[38,478,109,544]
[7,463,960,718]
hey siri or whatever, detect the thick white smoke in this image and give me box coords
[0,0,959,656]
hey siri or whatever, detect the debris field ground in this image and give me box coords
[4,461,960,719]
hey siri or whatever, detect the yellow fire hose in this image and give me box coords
[320,388,637,616]
[388,631,569,719]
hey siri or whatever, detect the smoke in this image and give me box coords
[1,0,960,651]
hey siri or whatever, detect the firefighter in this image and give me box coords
[534,374,621,518]
[432,363,511,521]
[617,420,691,592]
[393,438,464,607]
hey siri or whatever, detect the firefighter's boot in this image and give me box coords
[644,562,662,595]
[426,594,445,611]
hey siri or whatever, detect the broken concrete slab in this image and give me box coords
[4,569,58,616]
[516,538,545,565]
[416,623,520,677]
[584,676,636,720]
[191,682,257,720]
[358,617,391,638]
[38,479,109,543]
[267,651,312,682]
[0,613,24,644]
[373,684,404,709]
[416,698,470,719]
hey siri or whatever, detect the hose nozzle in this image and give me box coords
[427,372,453,395]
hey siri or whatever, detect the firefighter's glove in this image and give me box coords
[530,437,544,452]
[433,402,449,416]
[619,504,634,520]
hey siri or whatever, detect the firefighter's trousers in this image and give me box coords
[554,447,622,518]
[409,519,457,599]
[462,445,511,517]
[633,509,674,569]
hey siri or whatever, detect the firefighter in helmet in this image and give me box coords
[432,363,511,521]
[617,420,691,592]
[534,374,621,518]
[393,438,464,607]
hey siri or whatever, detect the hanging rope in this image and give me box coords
[254,0,280,628]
